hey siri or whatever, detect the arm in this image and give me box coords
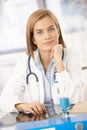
[15,102,47,115]
[70,102,87,113]
[0,54,27,112]
[0,53,47,114]
[52,45,84,104]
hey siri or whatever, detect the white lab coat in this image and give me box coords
[0,48,84,112]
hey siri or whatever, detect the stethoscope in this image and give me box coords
[26,49,64,84]
[26,55,39,84]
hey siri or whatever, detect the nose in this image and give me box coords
[44,31,51,40]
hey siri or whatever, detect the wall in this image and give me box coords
[0,52,24,95]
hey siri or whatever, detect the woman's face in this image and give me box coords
[33,16,60,52]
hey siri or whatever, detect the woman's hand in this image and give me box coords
[15,102,47,115]
[51,44,64,72]
[51,44,62,62]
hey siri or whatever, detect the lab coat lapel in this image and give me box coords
[30,56,44,103]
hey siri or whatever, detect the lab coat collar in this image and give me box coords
[34,49,42,66]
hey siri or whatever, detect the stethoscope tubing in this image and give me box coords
[26,49,64,84]
[26,55,39,84]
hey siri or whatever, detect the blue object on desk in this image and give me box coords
[59,97,70,114]
[15,114,87,130]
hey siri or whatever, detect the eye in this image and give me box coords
[36,30,43,35]
[48,27,55,32]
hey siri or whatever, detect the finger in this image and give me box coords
[31,102,47,114]
[35,103,46,114]
[39,114,46,120]
[31,105,40,115]
[28,107,37,115]
[41,104,47,113]
[39,104,47,114]
[35,115,40,121]
[30,115,36,121]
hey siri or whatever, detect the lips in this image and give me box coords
[44,41,53,46]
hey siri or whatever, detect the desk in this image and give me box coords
[0,111,17,130]
[0,111,87,130]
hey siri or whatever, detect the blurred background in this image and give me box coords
[0,0,87,98]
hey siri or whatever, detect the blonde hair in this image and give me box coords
[26,9,66,58]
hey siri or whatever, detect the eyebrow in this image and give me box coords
[34,25,55,32]
[48,25,55,29]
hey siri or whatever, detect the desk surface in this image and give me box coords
[0,111,87,130]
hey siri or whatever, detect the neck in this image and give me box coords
[39,51,51,72]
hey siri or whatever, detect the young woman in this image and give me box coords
[0,9,84,116]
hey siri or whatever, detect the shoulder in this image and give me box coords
[63,47,82,67]
[15,51,29,70]
[64,47,81,58]
[17,52,28,63]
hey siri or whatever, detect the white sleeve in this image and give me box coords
[55,48,84,104]
[0,53,27,112]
